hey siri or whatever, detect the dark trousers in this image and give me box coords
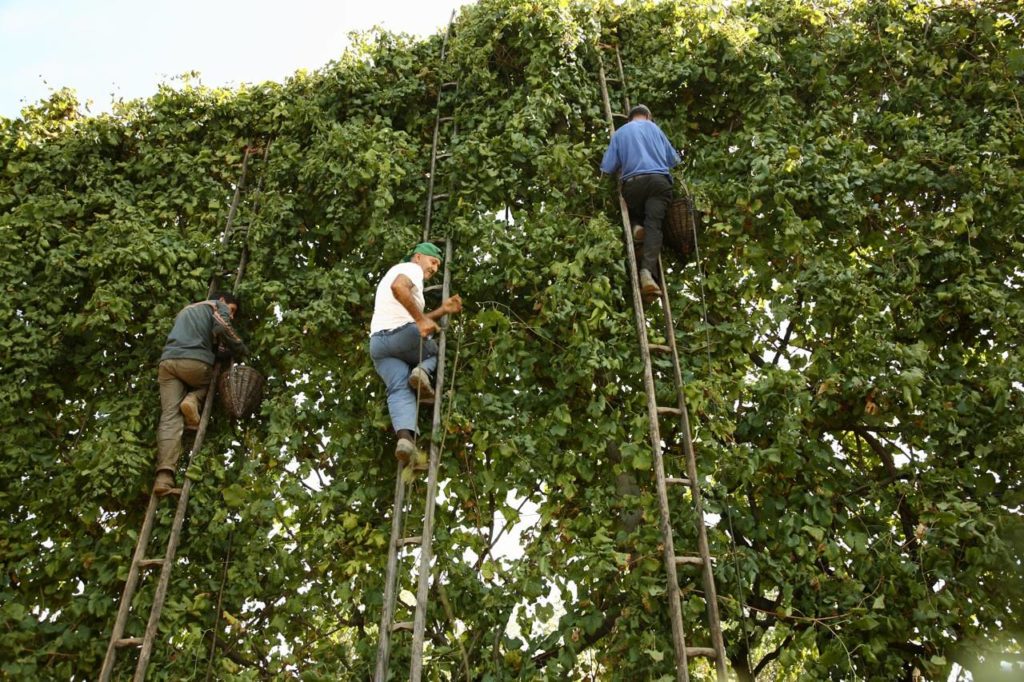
[622,173,673,275]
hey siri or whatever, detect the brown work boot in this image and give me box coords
[632,224,645,242]
[408,367,435,404]
[395,438,417,466]
[180,394,200,430]
[639,269,662,300]
[153,471,177,496]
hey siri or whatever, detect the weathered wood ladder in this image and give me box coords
[99,144,268,681]
[374,13,459,682]
[597,43,728,682]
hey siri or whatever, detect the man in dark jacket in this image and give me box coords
[154,292,248,496]
[600,104,681,299]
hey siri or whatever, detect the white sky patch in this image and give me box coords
[1,0,475,118]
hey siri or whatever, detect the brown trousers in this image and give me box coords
[156,358,212,474]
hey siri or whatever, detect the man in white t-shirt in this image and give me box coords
[370,242,463,464]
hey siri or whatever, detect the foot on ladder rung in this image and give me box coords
[137,558,164,569]
[675,555,705,566]
[686,646,718,658]
[392,621,414,632]
[398,536,423,547]
[115,637,143,648]
[657,406,683,416]
[666,477,691,486]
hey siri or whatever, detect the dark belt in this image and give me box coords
[622,173,666,184]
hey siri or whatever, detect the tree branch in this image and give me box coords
[853,429,920,557]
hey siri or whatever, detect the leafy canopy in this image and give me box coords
[1,0,1022,679]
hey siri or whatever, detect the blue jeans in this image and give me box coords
[369,323,438,434]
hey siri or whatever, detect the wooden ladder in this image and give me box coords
[374,14,460,682]
[99,144,268,681]
[597,44,728,681]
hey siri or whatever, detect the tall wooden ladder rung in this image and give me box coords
[114,638,143,649]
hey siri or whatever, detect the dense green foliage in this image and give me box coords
[1,0,1022,679]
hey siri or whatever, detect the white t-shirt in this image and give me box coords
[370,262,425,334]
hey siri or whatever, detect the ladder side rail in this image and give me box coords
[133,364,222,681]
[438,10,456,63]
[219,148,251,248]
[233,145,270,289]
[98,493,161,681]
[374,462,411,682]
[598,59,691,682]
[614,46,630,113]
[423,15,456,239]
[598,61,617,137]
[423,101,445,238]
[409,237,452,681]
[657,258,728,679]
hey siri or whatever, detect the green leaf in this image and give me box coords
[632,450,652,471]
[222,484,247,508]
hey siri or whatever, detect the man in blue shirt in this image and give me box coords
[600,104,681,299]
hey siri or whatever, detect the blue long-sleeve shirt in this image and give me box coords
[600,119,680,181]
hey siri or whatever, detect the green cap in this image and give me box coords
[405,242,443,263]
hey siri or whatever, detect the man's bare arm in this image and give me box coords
[425,295,463,322]
[392,275,439,337]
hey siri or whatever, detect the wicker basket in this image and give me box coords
[218,365,265,419]
[663,196,700,260]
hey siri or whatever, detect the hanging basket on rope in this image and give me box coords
[218,364,265,419]
[663,195,701,261]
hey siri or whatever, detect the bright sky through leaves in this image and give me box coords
[0,0,473,119]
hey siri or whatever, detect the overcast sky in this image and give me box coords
[0,0,473,119]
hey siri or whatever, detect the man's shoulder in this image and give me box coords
[383,262,423,284]
[616,120,657,138]
[178,300,214,318]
